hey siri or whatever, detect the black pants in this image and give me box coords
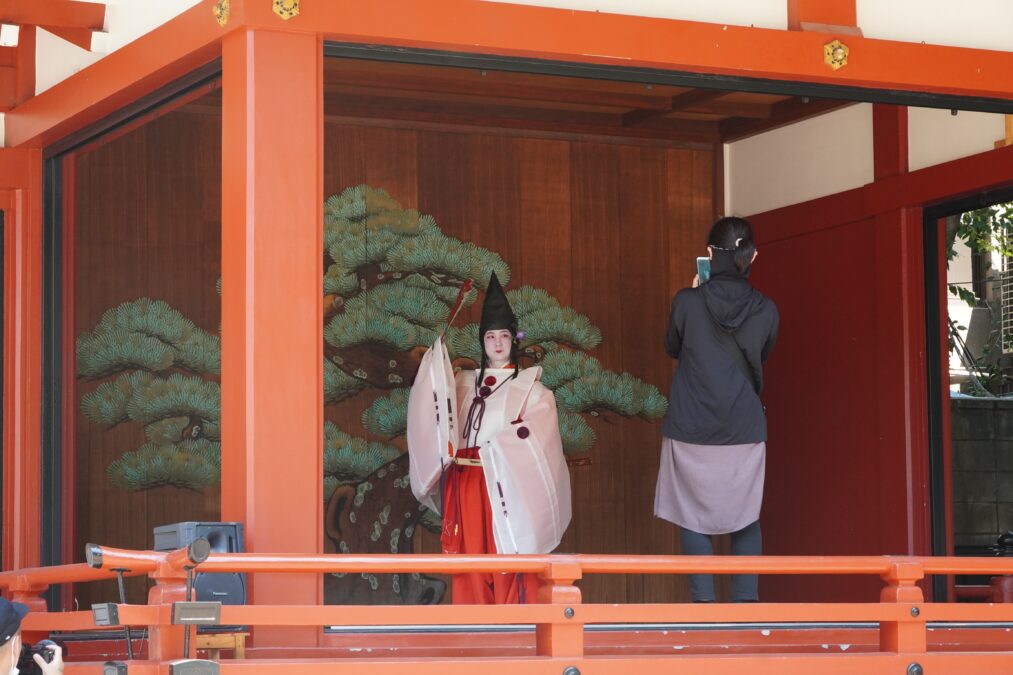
[679,520,762,602]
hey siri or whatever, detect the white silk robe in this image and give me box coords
[456,366,572,555]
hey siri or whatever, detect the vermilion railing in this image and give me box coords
[3,545,1013,674]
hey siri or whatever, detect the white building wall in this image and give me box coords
[724,104,874,217]
[495,0,1013,52]
[35,0,201,96]
[725,103,1009,217]
[857,0,1013,53]
[908,108,1007,172]
[486,0,787,30]
[36,28,103,95]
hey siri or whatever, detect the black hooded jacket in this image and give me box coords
[661,250,779,445]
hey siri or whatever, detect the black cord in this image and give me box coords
[111,569,134,660]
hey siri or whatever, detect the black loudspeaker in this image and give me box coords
[153,522,246,632]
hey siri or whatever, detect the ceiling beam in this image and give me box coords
[0,65,15,111]
[679,101,773,120]
[787,0,859,33]
[15,24,34,106]
[622,89,726,127]
[0,0,105,31]
[40,25,94,51]
[324,92,720,143]
[324,67,668,110]
[719,97,850,142]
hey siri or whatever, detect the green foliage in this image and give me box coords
[324,422,402,500]
[77,299,220,378]
[555,370,668,420]
[84,371,219,437]
[508,287,602,351]
[363,388,410,438]
[950,203,1013,265]
[125,373,220,427]
[107,439,221,491]
[948,284,979,307]
[539,350,603,389]
[81,371,155,426]
[326,285,447,351]
[81,184,669,496]
[946,202,1013,396]
[445,324,481,364]
[558,410,596,454]
[385,236,509,285]
[325,359,367,404]
[324,185,507,300]
[325,185,427,236]
[325,311,431,353]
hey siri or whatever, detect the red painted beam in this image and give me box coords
[8,0,1013,151]
[4,0,225,148]
[237,0,1013,101]
[787,0,857,31]
[40,25,94,51]
[0,67,14,111]
[15,25,35,106]
[0,0,105,31]
[872,104,908,179]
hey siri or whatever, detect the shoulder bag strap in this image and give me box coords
[709,315,760,394]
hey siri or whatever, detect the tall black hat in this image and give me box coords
[479,272,517,337]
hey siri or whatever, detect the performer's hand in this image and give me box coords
[692,274,700,288]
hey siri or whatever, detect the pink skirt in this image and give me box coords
[654,437,766,535]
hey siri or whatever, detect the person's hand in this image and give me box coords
[691,274,700,288]
[33,643,64,675]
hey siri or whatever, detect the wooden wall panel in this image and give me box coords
[321,123,716,603]
[566,142,627,603]
[70,111,714,608]
[752,218,884,602]
[617,144,681,604]
[74,110,222,607]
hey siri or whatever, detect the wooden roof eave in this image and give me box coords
[4,0,226,148]
[7,0,1013,149]
[283,0,1013,102]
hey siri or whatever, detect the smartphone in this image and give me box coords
[696,256,711,284]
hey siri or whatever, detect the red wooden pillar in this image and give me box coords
[220,28,323,646]
[871,105,932,560]
[14,25,36,106]
[0,148,44,571]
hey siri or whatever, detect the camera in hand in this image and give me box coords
[17,639,60,674]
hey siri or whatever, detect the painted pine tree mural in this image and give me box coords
[77,185,668,603]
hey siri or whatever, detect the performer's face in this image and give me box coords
[483,329,513,368]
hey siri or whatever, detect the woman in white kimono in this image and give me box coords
[408,272,571,605]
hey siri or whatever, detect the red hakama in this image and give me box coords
[441,447,541,604]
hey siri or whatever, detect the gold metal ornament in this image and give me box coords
[273,0,300,20]
[213,0,229,26]
[823,39,849,70]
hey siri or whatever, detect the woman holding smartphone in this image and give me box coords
[655,216,779,603]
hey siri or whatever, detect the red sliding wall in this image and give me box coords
[748,111,1013,601]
